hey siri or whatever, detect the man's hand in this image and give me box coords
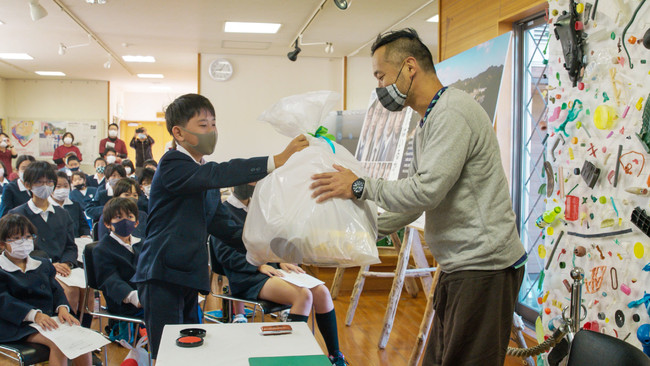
[273,135,309,168]
[310,164,358,203]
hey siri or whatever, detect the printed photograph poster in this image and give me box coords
[10,120,38,156]
[68,121,98,163]
[39,121,67,157]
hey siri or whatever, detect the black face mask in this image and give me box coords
[74,183,85,190]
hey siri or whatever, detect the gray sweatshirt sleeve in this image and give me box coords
[362,108,472,214]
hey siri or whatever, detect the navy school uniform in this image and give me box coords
[86,174,104,189]
[0,254,69,342]
[0,180,31,217]
[93,234,143,316]
[85,185,111,222]
[132,148,268,357]
[10,203,78,265]
[97,210,148,241]
[69,186,97,210]
[51,197,91,238]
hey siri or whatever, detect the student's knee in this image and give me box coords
[311,284,331,301]
[295,287,313,306]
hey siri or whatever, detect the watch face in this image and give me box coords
[352,179,364,197]
[209,59,233,81]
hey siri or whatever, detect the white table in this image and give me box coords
[155,322,325,366]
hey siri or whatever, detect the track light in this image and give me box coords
[333,0,351,10]
[58,37,91,56]
[104,60,111,69]
[29,0,48,21]
[325,42,334,54]
[287,40,301,62]
[58,43,66,55]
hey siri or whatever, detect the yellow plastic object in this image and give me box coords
[601,218,615,228]
[634,242,644,258]
[637,98,645,111]
[571,137,578,144]
[539,245,547,259]
[576,3,584,13]
[536,317,545,344]
[569,147,574,160]
[547,226,554,236]
[593,105,618,130]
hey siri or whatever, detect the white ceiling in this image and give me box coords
[0,0,438,93]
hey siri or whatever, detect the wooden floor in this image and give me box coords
[0,289,534,366]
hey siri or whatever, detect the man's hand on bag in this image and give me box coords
[310,164,358,202]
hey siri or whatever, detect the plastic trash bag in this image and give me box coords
[243,91,379,268]
[119,336,150,366]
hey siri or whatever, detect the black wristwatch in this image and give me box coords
[351,178,365,199]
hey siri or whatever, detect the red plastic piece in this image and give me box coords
[565,195,579,221]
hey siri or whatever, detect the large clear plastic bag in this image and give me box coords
[243,91,379,268]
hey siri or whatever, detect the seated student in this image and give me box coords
[0,161,11,195]
[211,184,347,365]
[70,171,97,210]
[142,159,157,172]
[103,147,121,165]
[86,157,106,188]
[224,183,255,225]
[60,155,81,177]
[138,168,155,201]
[85,163,126,222]
[0,155,35,217]
[121,159,137,180]
[9,161,81,314]
[93,198,143,317]
[50,171,91,238]
[97,179,147,240]
[0,214,92,366]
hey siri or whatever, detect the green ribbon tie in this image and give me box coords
[308,125,336,153]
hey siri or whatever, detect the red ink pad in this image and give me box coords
[176,336,204,347]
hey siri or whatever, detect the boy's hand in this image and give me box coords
[279,263,305,274]
[58,307,80,326]
[53,262,71,277]
[274,134,309,168]
[34,313,59,331]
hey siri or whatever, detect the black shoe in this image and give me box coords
[329,351,349,365]
[92,350,103,366]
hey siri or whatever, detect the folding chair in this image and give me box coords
[81,242,150,365]
[567,329,650,366]
[0,342,49,365]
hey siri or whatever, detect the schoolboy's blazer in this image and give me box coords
[0,180,31,217]
[69,186,97,210]
[132,149,268,293]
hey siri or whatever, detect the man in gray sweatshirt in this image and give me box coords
[311,28,526,366]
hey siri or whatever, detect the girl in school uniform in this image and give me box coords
[0,214,92,366]
[0,161,11,196]
[85,163,127,222]
[51,171,91,238]
[9,161,81,315]
[0,155,35,217]
[121,159,137,180]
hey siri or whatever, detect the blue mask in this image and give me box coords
[111,218,136,237]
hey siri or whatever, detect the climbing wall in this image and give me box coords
[540,0,650,359]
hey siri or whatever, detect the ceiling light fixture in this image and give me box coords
[0,53,34,60]
[224,21,281,34]
[35,71,65,76]
[137,74,164,79]
[288,35,333,61]
[58,40,90,56]
[85,0,107,4]
[333,0,351,10]
[426,14,439,23]
[122,55,156,63]
[287,39,301,62]
[29,0,48,21]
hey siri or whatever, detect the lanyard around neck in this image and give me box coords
[419,86,448,128]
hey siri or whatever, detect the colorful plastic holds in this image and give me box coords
[593,105,618,129]
[634,242,645,258]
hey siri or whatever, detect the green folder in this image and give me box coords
[248,355,331,365]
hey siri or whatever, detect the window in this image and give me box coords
[511,15,550,323]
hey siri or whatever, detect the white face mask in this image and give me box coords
[125,167,132,175]
[108,178,120,187]
[108,130,118,138]
[0,141,7,148]
[143,185,151,198]
[106,155,117,164]
[63,137,73,145]
[6,238,34,260]
[138,133,147,139]
[52,187,70,201]
[32,185,54,199]
[0,169,4,178]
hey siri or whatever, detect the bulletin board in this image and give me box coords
[539,0,650,360]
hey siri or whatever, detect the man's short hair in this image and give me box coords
[371,28,436,73]
[103,197,139,225]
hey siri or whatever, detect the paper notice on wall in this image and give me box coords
[30,317,110,359]
[9,120,39,156]
[39,121,67,157]
[68,121,99,162]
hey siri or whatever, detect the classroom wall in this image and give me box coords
[0,78,6,118]
[345,56,377,111]
[199,54,343,162]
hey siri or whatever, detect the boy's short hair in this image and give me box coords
[55,171,70,184]
[113,178,142,197]
[104,163,126,179]
[66,155,80,164]
[15,155,35,170]
[164,94,215,134]
[139,168,156,185]
[103,197,139,225]
[71,170,86,181]
[233,183,255,201]
[104,147,117,155]
[143,159,158,168]
[94,157,106,166]
[0,214,37,242]
[23,161,57,186]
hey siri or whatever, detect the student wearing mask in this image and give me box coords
[96,178,147,240]
[0,214,92,366]
[0,133,17,177]
[9,161,81,315]
[121,159,137,179]
[93,197,143,317]
[52,132,82,169]
[311,28,526,366]
[86,157,106,188]
[99,123,128,159]
[0,155,35,217]
[142,159,157,172]
[71,171,97,210]
[50,171,91,238]
[129,127,154,172]
[138,168,155,201]
[85,164,126,222]
[103,147,120,165]
[0,161,10,195]
[60,155,81,177]
[132,93,308,359]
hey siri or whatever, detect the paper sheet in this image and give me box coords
[276,270,324,289]
[56,267,86,288]
[30,316,110,359]
[75,237,94,262]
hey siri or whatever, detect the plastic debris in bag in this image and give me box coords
[243,91,379,267]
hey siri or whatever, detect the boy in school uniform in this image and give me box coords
[93,197,143,317]
[70,171,97,210]
[132,93,308,358]
[0,155,35,217]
